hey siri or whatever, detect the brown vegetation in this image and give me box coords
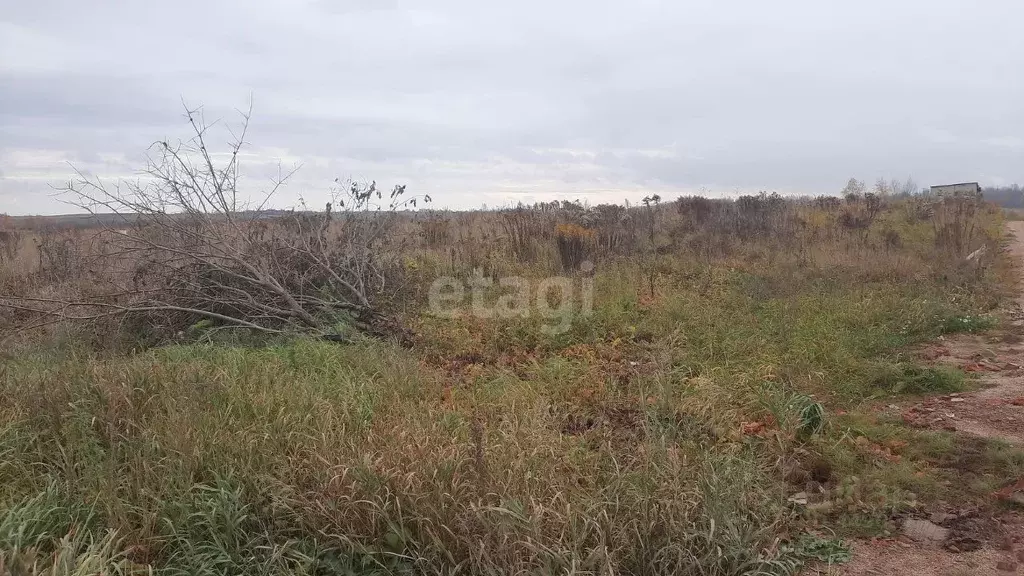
[0,116,1019,575]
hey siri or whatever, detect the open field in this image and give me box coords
[2,189,1023,575]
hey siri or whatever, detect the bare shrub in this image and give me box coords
[837,192,883,245]
[499,204,545,261]
[419,212,452,248]
[670,196,736,258]
[932,188,984,259]
[0,228,20,266]
[733,192,795,241]
[881,227,903,252]
[34,228,82,283]
[589,204,635,255]
[554,223,596,272]
[0,104,426,343]
[904,199,934,223]
[675,195,719,227]
[636,195,665,298]
[837,209,871,238]
[813,196,841,211]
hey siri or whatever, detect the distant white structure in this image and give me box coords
[930,182,980,196]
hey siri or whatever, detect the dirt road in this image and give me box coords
[826,222,1024,575]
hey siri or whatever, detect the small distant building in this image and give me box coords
[930,182,980,196]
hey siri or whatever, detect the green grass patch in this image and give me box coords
[939,313,997,334]
[870,363,965,396]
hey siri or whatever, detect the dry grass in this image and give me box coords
[1,192,1021,575]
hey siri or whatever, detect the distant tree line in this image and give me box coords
[838,177,1023,208]
[982,184,1024,208]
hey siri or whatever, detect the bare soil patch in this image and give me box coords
[833,221,1024,575]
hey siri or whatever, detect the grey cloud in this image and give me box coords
[3,0,1024,214]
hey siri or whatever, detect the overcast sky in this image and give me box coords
[2,0,1023,214]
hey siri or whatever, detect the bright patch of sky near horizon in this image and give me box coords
[1,0,1023,214]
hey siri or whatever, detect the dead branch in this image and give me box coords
[1,102,429,345]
